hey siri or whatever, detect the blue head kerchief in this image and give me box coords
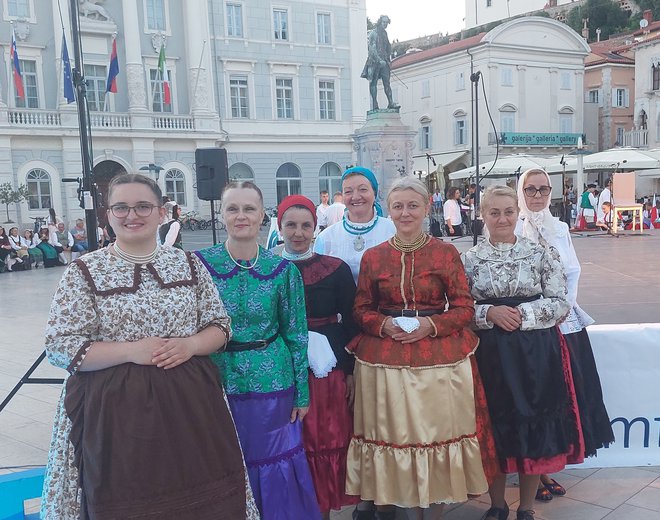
[341,166,383,216]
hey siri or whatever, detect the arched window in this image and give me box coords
[26,169,51,209]
[165,169,186,206]
[228,162,255,181]
[276,162,301,203]
[419,116,432,150]
[499,104,517,133]
[558,106,575,134]
[318,162,342,197]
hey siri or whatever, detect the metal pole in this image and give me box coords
[69,0,98,251]
[471,71,481,246]
[210,201,218,245]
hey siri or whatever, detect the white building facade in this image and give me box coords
[465,0,576,29]
[390,17,590,179]
[0,0,368,228]
[632,38,660,147]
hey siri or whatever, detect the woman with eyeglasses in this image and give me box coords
[517,169,614,502]
[195,181,321,519]
[42,173,258,519]
[464,185,583,520]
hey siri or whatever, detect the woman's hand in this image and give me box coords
[391,318,435,344]
[345,374,355,408]
[486,306,521,332]
[152,337,196,369]
[290,406,309,423]
[130,337,166,366]
[381,317,402,338]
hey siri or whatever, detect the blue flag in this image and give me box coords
[62,33,75,103]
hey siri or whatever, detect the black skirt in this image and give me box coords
[563,328,614,457]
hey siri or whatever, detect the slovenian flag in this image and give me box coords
[62,33,75,103]
[11,28,24,99]
[158,44,171,104]
[106,38,119,93]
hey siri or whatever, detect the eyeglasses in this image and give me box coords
[109,203,160,218]
[523,186,552,197]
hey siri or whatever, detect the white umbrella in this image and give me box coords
[449,154,554,180]
[580,148,660,171]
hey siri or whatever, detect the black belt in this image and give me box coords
[380,309,443,317]
[476,295,541,306]
[226,333,278,352]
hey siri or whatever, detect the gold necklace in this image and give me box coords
[226,243,260,270]
[390,232,429,253]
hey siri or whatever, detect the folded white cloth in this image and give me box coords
[307,331,337,378]
[392,316,421,334]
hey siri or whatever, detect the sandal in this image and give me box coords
[543,478,566,496]
[483,504,509,520]
[516,510,535,520]
[535,486,553,501]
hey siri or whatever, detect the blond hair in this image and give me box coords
[386,176,430,207]
[481,185,518,211]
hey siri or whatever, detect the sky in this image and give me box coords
[366,1,466,41]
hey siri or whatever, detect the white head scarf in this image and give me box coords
[516,168,558,242]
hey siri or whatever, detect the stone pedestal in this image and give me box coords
[352,109,417,213]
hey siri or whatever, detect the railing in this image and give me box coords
[9,109,61,126]
[151,115,195,130]
[89,112,131,129]
[623,129,649,148]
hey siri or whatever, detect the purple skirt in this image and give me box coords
[227,387,320,520]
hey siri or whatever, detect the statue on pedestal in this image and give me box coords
[361,15,399,111]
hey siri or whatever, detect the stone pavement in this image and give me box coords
[1,229,659,519]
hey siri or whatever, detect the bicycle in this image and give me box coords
[31,216,47,235]
[180,211,200,231]
[198,217,225,231]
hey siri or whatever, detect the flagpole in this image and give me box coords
[69,0,98,251]
[192,39,207,106]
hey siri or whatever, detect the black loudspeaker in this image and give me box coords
[195,148,229,201]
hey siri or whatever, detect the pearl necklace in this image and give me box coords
[282,247,314,261]
[390,233,429,253]
[112,242,159,264]
[226,243,260,270]
[343,214,379,251]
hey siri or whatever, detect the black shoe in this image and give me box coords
[516,511,535,520]
[483,504,509,520]
[375,512,396,520]
[352,507,376,520]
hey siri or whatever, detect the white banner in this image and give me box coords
[577,323,660,468]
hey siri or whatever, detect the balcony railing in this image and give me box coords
[9,109,61,127]
[623,129,648,148]
[90,112,131,129]
[152,115,195,130]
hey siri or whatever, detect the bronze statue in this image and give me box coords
[361,15,399,111]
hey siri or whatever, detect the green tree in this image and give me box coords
[566,0,630,41]
[628,0,660,30]
[0,182,28,223]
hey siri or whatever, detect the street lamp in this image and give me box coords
[139,163,164,181]
[426,153,436,184]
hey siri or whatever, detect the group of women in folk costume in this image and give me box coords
[42,167,612,520]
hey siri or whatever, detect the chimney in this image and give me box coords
[644,10,653,24]
[549,0,558,6]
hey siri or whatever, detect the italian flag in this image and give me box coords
[158,44,171,104]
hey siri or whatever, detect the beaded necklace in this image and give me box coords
[112,242,159,264]
[226,243,260,270]
[282,247,313,261]
[390,232,429,253]
[342,213,378,251]
[389,233,430,310]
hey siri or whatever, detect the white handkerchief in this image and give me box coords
[392,316,420,334]
[307,331,337,378]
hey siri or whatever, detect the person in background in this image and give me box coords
[651,199,660,228]
[577,184,598,229]
[8,226,29,265]
[22,229,43,268]
[443,186,463,237]
[324,191,347,227]
[0,226,21,271]
[517,169,614,503]
[70,219,89,254]
[51,222,75,264]
[316,190,331,233]
[432,188,443,214]
[159,201,183,249]
[36,228,65,268]
[464,185,583,520]
[596,178,612,224]
[277,194,360,520]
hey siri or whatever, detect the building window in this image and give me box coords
[612,88,629,108]
[454,118,467,145]
[165,169,186,206]
[84,64,108,112]
[273,8,288,40]
[146,0,166,31]
[501,67,513,87]
[420,117,432,150]
[319,162,342,195]
[319,80,335,120]
[150,68,172,112]
[486,0,492,6]
[15,59,38,108]
[500,111,515,133]
[587,89,600,104]
[230,75,249,118]
[276,162,301,203]
[317,12,331,44]
[560,114,573,133]
[653,65,660,91]
[8,0,29,17]
[226,3,243,37]
[228,162,254,181]
[616,126,625,146]
[276,78,293,119]
[560,71,572,90]
[26,169,51,209]
[456,71,465,91]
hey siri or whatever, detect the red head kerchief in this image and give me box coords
[277,195,317,229]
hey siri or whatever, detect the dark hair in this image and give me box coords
[49,208,56,221]
[162,195,170,204]
[320,190,329,195]
[221,181,264,207]
[108,173,163,203]
[446,186,460,198]
[172,204,180,219]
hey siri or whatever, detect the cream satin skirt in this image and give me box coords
[346,358,489,508]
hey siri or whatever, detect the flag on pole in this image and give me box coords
[106,38,119,93]
[62,32,75,103]
[158,44,171,104]
[11,28,24,99]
